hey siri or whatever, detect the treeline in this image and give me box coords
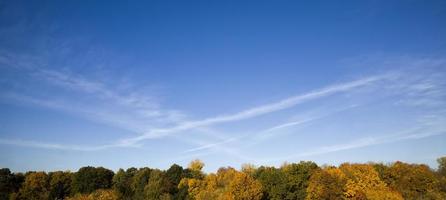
[1,157,446,200]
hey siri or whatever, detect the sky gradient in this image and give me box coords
[1,0,446,172]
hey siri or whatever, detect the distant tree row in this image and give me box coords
[1,157,446,200]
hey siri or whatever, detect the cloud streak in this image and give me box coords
[1,62,186,133]
[182,136,240,153]
[0,138,132,151]
[121,74,390,145]
[0,73,389,152]
[181,104,360,154]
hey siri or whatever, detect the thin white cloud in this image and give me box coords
[264,119,313,133]
[120,74,390,145]
[3,66,443,157]
[0,73,391,152]
[2,23,445,170]
[181,65,446,162]
[0,50,186,131]
[180,104,360,154]
[34,69,161,112]
[1,93,158,133]
[171,127,254,162]
[182,136,240,153]
[0,138,134,151]
[1,66,186,133]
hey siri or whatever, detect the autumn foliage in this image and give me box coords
[1,157,446,200]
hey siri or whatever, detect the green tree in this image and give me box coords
[281,161,319,199]
[166,164,184,188]
[437,157,446,195]
[0,168,23,200]
[166,164,187,199]
[71,166,114,194]
[131,168,152,200]
[48,171,72,200]
[253,166,287,200]
[438,157,446,177]
[144,170,172,200]
[113,167,137,200]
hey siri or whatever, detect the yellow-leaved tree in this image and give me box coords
[179,166,262,200]
[66,189,118,200]
[306,164,403,200]
[340,163,403,200]
[306,167,347,200]
[380,161,446,199]
[11,172,50,200]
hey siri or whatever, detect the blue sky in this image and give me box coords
[0,0,445,172]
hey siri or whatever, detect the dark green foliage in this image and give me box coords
[144,169,172,200]
[437,157,446,195]
[281,161,319,199]
[131,167,152,200]
[372,163,389,180]
[253,161,319,200]
[48,171,72,200]
[176,185,189,200]
[113,168,137,200]
[166,164,184,187]
[0,168,14,200]
[254,166,287,200]
[438,157,446,177]
[71,166,114,194]
[165,164,187,199]
[0,168,23,200]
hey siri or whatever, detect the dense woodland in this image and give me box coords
[1,157,446,200]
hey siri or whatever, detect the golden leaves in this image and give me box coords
[180,167,262,200]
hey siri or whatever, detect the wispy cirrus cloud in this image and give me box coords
[33,69,161,113]
[0,138,134,151]
[2,53,446,168]
[120,74,390,146]
[182,136,241,154]
[0,70,389,153]
[181,104,360,154]
[0,51,186,133]
[175,58,446,159]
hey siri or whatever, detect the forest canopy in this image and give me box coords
[1,157,446,200]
